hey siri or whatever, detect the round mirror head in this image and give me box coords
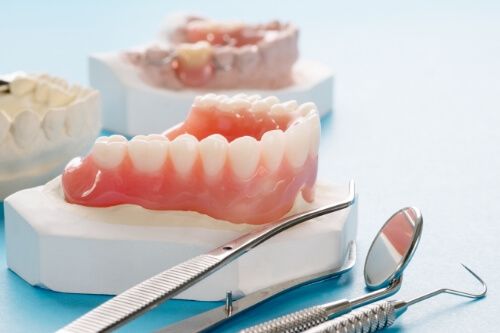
[364,207,423,289]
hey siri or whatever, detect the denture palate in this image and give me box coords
[127,17,298,89]
[62,94,320,225]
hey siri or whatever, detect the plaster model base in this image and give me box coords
[89,53,333,136]
[5,179,356,301]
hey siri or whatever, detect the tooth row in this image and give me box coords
[193,93,318,117]
[0,76,101,149]
[10,74,87,108]
[91,113,320,179]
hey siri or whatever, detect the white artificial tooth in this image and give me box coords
[170,134,199,177]
[43,108,66,140]
[282,100,298,112]
[65,102,85,137]
[176,41,213,68]
[147,134,168,141]
[199,134,228,178]
[285,121,311,169]
[270,103,287,117]
[297,102,317,116]
[10,76,36,96]
[261,130,285,172]
[131,135,147,141]
[232,93,248,99]
[218,97,250,112]
[34,81,50,103]
[0,111,11,142]
[107,134,127,142]
[218,99,232,112]
[215,94,228,103]
[11,110,41,149]
[214,47,234,70]
[306,113,321,157]
[128,139,168,173]
[195,93,218,108]
[262,96,280,107]
[91,141,127,169]
[250,100,270,114]
[247,94,261,102]
[228,136,260,180]
[95,136,109,143]
[229,98,252,110]
[48,86,76,107]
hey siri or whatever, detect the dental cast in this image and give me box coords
[0,72,101,200]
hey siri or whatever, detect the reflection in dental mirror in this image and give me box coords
[364,207,423,289]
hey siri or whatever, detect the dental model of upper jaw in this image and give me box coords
[126,16,299,90]
[0,72,101,200]
[62,94,320,225]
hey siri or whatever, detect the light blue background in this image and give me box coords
[1,1,499,332]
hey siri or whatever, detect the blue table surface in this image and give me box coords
[1,1,499,332]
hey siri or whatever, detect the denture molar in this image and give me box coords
[62,94,319,225]
[126,16,298,90]
[0,72,101,200]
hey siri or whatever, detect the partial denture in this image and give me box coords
[126,16,298,89]
[62,94,320,225]
[0,72,101,199]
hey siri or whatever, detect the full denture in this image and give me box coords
[62,93,320,225]
[126,16,299,90]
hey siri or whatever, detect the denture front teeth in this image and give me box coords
[170,133,199,177]
[90,97,320,180]
[199,134,228,179]
[228,136,260,180]
[261,129,285,172]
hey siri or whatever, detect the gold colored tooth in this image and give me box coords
[176,41,213,68]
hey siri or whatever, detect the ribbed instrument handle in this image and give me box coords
[304,301,396,333]
[240,306,329,333]
[240,299,352,333]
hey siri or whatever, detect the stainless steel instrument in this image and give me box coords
[304,264,487,333]
[156,241,357,333]
[240,207,423,333]
[58,181,356,333]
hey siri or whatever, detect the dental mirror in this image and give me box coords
[241,207,424,333]
[364,207,423,289]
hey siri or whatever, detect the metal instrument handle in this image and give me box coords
[240,300,351,333]
[59,181,355,333]
[58,254,227,333]
[304,301,396,333]
[157,242,356,333]
[240,277,402,333]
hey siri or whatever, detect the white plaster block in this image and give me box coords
[5,179,356,301]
